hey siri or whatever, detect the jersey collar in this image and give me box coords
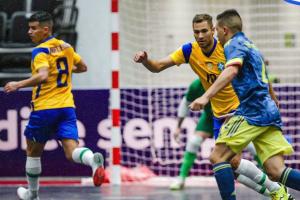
[203,38,217,57]
[41,36,54,43]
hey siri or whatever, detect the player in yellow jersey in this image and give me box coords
[134,13,292,198]
[4,11,105,200]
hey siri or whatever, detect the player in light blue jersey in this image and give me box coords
[190,9,299,200]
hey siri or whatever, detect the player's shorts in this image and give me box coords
[216,115,294,164]
[24,107,79,143]
[196,110,214,137]
[213,116,225,139]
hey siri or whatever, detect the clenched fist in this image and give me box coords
[189,96,209,111]
[133,51,148,63]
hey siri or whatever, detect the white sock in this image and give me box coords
[72,147,97,171]
[245,142,257,156]
[26,157,41,195]
[235,159,280,192]
[237,174,270,197]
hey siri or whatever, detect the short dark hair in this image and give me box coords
[29,11,53,27]
[192,14,213,28]
[216,9,242,33]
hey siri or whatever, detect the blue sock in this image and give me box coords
[213,162,236,200]
[280,167,300,190]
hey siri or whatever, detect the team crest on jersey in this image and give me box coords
[206,62,213,70]
[217,62,225,71]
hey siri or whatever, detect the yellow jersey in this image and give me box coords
[30,36,81,111]
[170,39,239,117]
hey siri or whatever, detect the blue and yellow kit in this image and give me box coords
[224,32,281,128]
[30,36,81,111]
[170,38,239,118]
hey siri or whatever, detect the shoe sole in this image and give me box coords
[93,153,105,187]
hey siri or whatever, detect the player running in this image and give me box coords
[4,11,105,200]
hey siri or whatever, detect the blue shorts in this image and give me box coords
[213,116,225,139]
[24,107,78,143]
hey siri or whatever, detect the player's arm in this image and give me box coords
[73,59,88,73]
[189,65,239,111]
[72,52,87,73]
[4,67,49,93]
[268,82,279,107]
[174,96,190,142]
[133,51,175,72]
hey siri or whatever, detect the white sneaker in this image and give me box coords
[92,152,105,187]
[169,177,185,190]
[17,187,40,200]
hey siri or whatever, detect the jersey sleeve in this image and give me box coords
[169,47,186,66]
[73,52,82,65]
[32,48,50,71]
[224,40,246,68]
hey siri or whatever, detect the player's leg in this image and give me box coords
[170,131,210,190]
[244,124,294,199]
[58,108,105,187]
[210,143,237,200]
[234,156,282,197]
[245,142,263,168]
[255,126,300,191]
[17,109,51,200]
[230,154,271,197]
[170,111,213,190]
[17,139,45,200]
[211,115,272,200]
[61,139,105,186]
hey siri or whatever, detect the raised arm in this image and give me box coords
[133,51,175,73]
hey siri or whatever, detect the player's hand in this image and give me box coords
[4,82,19,93]
[189,96,209,111]
[134,51,148,63]
[173,128,181,143]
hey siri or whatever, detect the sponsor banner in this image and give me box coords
[1,86,299,177]
[0,90,109,176]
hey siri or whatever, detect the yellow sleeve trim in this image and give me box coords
[225,58,243,68]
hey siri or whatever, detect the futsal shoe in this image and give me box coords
[270,184,289,200]
[285,186,295,200]
[169,177,185,190]
[288,194,295,200]
[17,187,40,200]
[92,152,105,187]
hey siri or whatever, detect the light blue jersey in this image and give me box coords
[224,32,282,129]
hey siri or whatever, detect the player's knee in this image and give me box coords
[209,144,235,165]
[265,166,284,182]
[209,151,222,165]
[265,170,280,182]
[185,134,203,153]
[229,155,241,170]
[209,153,217,165]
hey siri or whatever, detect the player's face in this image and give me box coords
[193,21,214,50]
[216,22,226,46]
[28,21,48,43]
